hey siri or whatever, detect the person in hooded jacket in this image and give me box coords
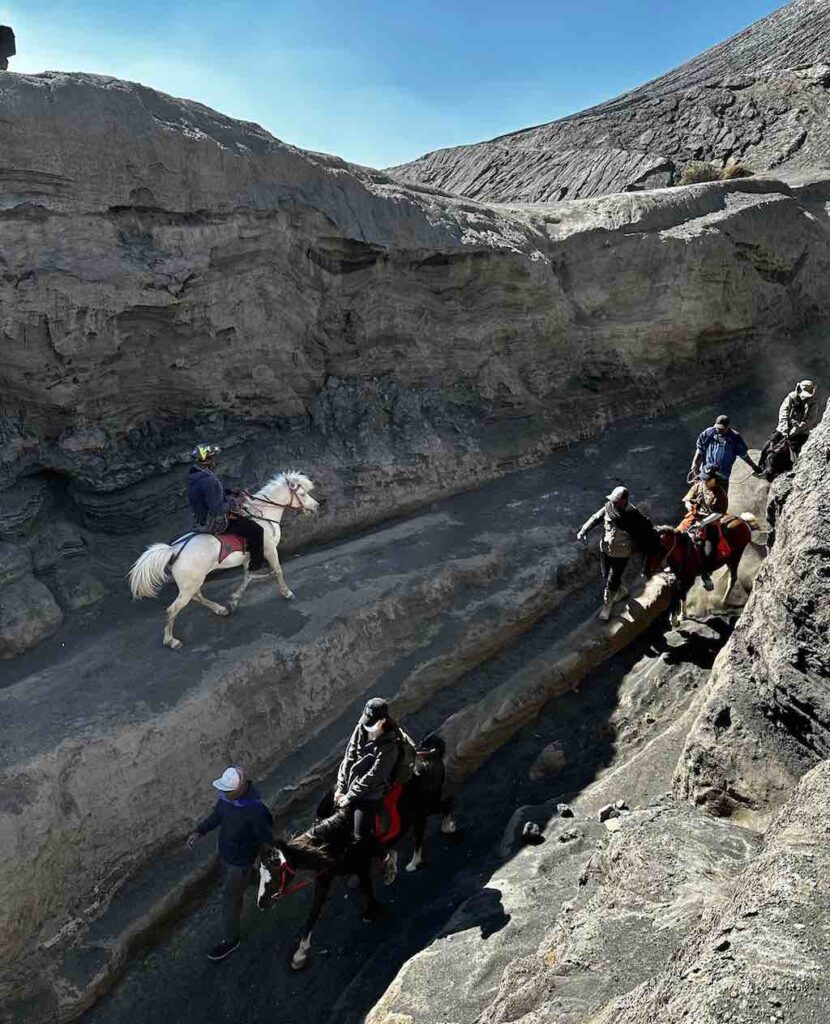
[334,698,404,845]
[187,766,273,961]
[576,486,656,621]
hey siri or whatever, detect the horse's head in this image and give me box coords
[257,842,289,910]
[259,471,320,516]
[643,527,680,577]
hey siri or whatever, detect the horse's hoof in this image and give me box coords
[405,859,423,873]
[165,638,183,651]
[227,602,238,615]
[282,590,295,601]
[290,956,308,972]
[216,606,230,617]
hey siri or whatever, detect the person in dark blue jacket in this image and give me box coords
[187,443,269,577]
[187,765,273,961]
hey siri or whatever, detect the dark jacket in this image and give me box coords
[580,502,658,558]
[336,724,402,804]
[196,783,273,867]
[187,465,232,526]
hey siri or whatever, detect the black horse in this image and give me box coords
[257,734,458,970]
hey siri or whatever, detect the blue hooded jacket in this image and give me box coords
[187,465,232,524]
[196,783,274,867]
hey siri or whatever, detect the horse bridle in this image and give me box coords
[656,530,679,572]
[239,485,307,523]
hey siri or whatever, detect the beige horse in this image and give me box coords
[128,471,318,648]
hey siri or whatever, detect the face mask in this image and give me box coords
[365,720,385,739]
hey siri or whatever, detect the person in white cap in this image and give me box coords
[760,380,819,468]
[187,765,273,961]
[576,486,656,621]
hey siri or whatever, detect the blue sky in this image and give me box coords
[3,1,785,167]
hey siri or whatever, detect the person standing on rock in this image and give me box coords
[187,443,270,579]
[760,380,819,468]
[680,466,728,592]
[187,766,273,961]
[689,415,762,490]
[576,486,656,621]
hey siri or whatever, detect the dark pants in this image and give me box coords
[600,552,628,594]
[222,862,253,940]
[352,799,382,843]
[226,517,266,571]
[702,524,718,573]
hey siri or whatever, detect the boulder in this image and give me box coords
[0,26,14,71]
[0,574,62,658]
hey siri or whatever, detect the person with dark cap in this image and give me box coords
[690,415,761,490]
[186,765,273,962]
[334,698,406,845]
[576,485,656,621]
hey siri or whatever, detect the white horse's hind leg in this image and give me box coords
[228,562,252,613]
[163,583,199,649]
[192,591,229,617]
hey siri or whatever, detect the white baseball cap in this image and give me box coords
[212,766,243,792]
[606,486,629,503]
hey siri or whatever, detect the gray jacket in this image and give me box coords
[335,723,402,803]
[777,392,818,437]
[579,504,634,558]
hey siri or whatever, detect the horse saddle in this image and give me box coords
[374,783,404,845]
[217,532,247,564]
[689,517,733,561]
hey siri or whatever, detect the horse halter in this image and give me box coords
[656,531,678,572]
[243,485,306,515]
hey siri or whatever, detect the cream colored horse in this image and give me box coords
[129,471,318,648]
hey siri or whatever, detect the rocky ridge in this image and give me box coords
[364,408,830,1024]
[390,0,830,202]
[2,70,830,656]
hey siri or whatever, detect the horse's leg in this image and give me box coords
[724,553,742,605]
[192,590,229,617]
[440,796,459,836]
[406,814,427,873]
[228,560,252,613]
[382,847,399,886]
[290,876,330,971]
[163,581,200,649]
[266,544,294,601]
[358,861,383,922]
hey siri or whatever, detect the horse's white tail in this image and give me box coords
[739,512,760,530]
[129,544,175,599]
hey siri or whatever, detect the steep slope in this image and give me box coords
[389,0,830,202]
[2,71,830,658]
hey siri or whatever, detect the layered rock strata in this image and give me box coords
[2,71,830,655]
[390,0,830,202]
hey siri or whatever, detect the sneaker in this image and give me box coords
[207,937,240,962]
[248,567,272,580]
[701,575,714,592]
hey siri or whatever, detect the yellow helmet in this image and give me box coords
[192,443,220,463]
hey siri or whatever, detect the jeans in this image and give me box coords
[222,862,252,940]
[351,799,382,843]
[600,552,628,594]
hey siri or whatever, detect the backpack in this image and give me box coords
[392,727,418,785]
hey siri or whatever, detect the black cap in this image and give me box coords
[360,698,389,727]
[715,414,730,427]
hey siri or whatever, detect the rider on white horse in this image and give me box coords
[187,443,270,580]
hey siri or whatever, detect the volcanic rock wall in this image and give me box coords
[2,71,830,656]
[365,405,830,1024]
[390,0,830,202]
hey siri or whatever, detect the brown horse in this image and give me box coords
[644,513,759,623]
[257,736,458,971]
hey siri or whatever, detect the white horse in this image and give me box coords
[128,471,319,649]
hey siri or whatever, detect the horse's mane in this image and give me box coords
[258,470,314,496]
[290,809,351,863]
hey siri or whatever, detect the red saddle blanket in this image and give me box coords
[217,532,247,564]
[374,784,404,845]
[680,518,734,561]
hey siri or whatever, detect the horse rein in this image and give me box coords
[268,859,334,902]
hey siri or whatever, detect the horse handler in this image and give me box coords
[187,766,273,961]
[576,486,656,621]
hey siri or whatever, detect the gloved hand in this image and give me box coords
[186,831,201,850]
[576,531,587,545]
[335,792,350,809]
[686,469,697,484]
